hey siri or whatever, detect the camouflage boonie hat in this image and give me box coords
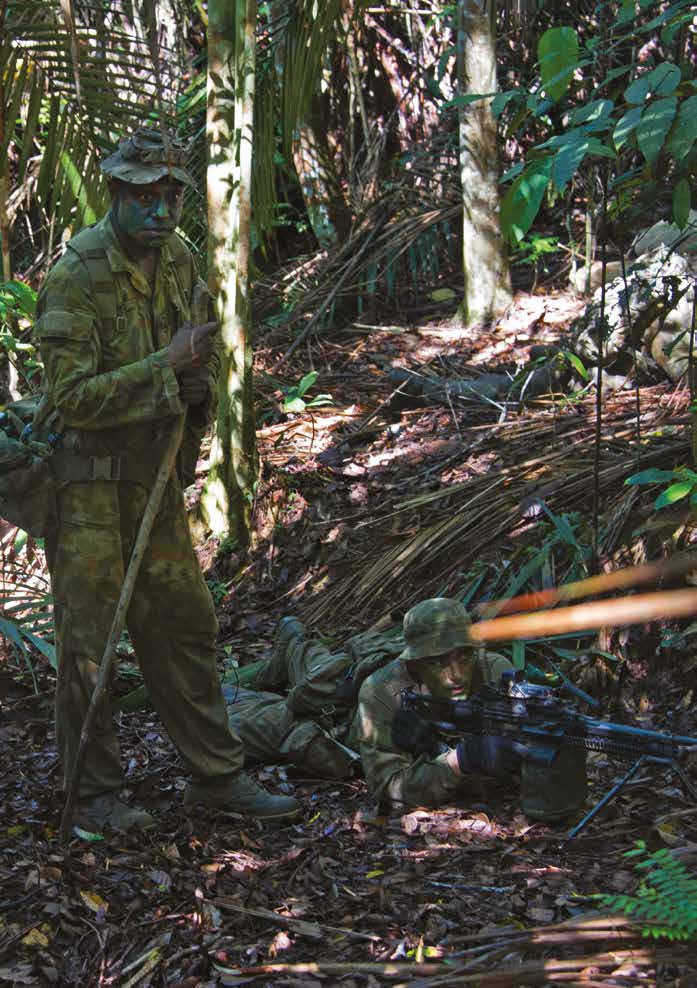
[100,127,193,186]
[399,598,474,662]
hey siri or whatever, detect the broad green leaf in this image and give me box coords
[637,98,677,163]
[673,178,691,229]
[500,162,525,183]
[500,159,553,246]
[654,480,694,509]
[603,65,633,85]
[19,630,56,670]
[666,95,697,160]
[538,27,579,102]
[551,139,590,192]
[625,469,677,485]
[283,397,306,413]
[613,105,644,151]
[443,92,494,109]
[297,371,319,397]
[617,0,636,24]
[491,90,521,119]
[624,62,681,104]
[570,99,614,126]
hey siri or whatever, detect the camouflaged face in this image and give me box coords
[399,598,473,662]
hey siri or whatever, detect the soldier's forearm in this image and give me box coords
[49,350,183,429]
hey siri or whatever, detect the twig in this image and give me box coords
[215,897,381,942]
[59,415,185,844]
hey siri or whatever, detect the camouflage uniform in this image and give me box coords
[254,607,511,805]
[222,685,359,779]
[348,648,511,811]
[35,135,245,804]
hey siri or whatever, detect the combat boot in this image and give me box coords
[255,616,306,691]
[184,771,302,821]
[74,794,156,833]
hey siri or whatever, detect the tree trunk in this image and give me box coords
[0,3,19,402]
[457,0,512,325]
[202,0,257,543]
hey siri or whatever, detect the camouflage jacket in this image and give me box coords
[34,213,217,486]
[349,651,513,811]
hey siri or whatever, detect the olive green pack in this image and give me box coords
[0,394,57,536]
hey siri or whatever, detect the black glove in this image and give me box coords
[392,708,443,757]
[456,735,523,778]
[178,368,209,406]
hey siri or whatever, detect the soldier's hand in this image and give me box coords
[167,321,218,373]
[456,734,523,778]
[392,708,443,757]
[178,368,209,406]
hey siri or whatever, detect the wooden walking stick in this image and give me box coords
[59,415,185,844]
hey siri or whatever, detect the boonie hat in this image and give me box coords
[399,598,473,662]
[100,127,193,186]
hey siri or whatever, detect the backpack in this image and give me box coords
[0,394,59,536]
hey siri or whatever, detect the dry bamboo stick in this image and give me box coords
[470,588,697,643]
[215,947,685,985]
[476,551,697,618]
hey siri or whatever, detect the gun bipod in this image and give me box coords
[566,754,697,840]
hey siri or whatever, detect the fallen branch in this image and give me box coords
[215,897,382,942]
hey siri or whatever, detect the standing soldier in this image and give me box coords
[34,128,300,832]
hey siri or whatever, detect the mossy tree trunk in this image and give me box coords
[456,0,512,326]
[202,0,257,543]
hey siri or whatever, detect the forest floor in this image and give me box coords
[2,284,697,987]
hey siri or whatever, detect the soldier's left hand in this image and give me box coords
[178,370,209,405]
[392,708,443,757]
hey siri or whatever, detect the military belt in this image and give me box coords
[50,451,160,487]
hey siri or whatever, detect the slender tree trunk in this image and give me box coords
[0,1,19,402]
[456,0,511,325]
[202,0,257,542]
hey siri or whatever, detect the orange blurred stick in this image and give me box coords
[469,588,697,643]
[475,552,697,619]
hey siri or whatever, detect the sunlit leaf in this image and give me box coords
[624,62,681,104]
[654,480,694,509]
[637,98,677,163]
[538,27,579,102]
[500,159,553,246]
[624,469,677,485]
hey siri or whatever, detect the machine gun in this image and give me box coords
[401,670,697,838]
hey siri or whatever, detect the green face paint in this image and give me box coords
[411,648,476,700]
[111,179,184,250]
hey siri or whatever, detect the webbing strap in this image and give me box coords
[50,452,159,487]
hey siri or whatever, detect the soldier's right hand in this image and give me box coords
[456,734,522,778]
[167,321,218,373]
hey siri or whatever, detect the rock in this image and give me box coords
[570,259,623,295]
[573,245,696,382]
[632,210,697,257]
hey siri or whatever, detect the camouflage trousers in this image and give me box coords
[222,686,358,780]
[255,626,404,718]
[46,474,244,800]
